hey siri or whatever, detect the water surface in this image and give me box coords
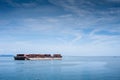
[0,56,120,80]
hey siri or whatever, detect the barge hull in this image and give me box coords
[14,54,62,60]
[14,56,26,60]
[28,58,62,60]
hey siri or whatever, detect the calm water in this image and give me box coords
[0,56,120,80]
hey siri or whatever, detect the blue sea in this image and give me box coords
[0,56,120,80]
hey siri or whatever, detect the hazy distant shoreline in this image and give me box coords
[0,55,120,57]
[1,55,120,62]
[0,55,13,57]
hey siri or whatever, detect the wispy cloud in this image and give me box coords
[0,0,120,55]
[49,0,120,17]
[1,13,119,45]
[106,0,120,2]
[5,0,37,8]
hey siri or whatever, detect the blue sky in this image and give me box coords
[0,0,120,56]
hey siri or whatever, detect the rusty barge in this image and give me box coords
[14,54,62,60]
